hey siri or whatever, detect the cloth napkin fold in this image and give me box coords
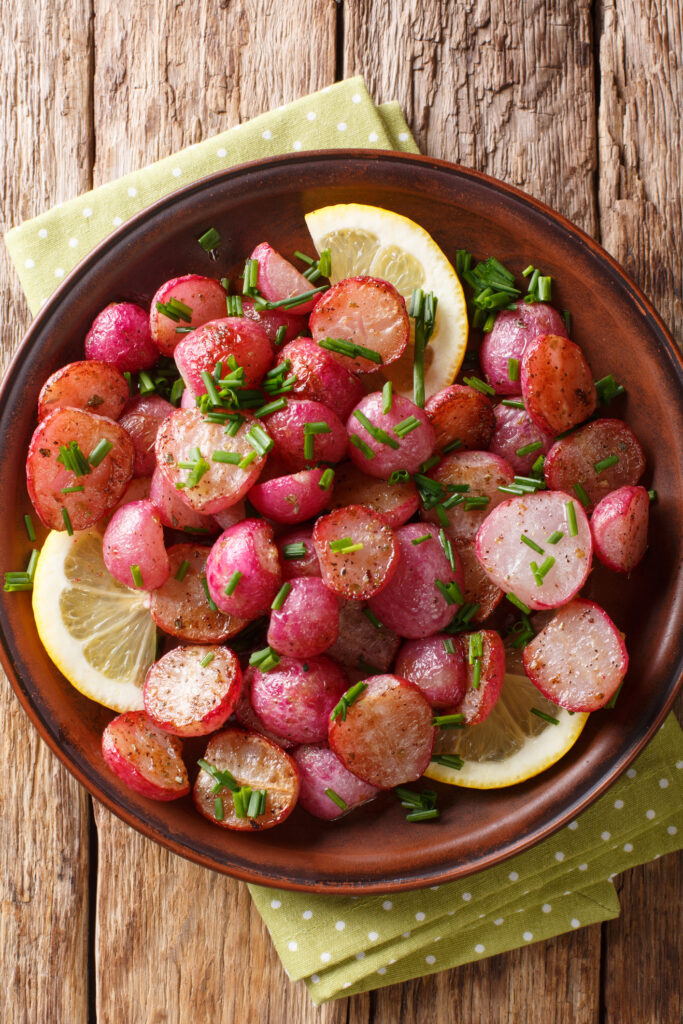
[4,75,682,1006]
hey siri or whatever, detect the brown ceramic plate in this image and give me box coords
[1,151,682,893]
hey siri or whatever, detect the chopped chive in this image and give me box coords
[198,758,239,792]
[281,542,307,559]
[547,530,564,545]
[274,324,287,346]
[246,424,273,456]
[442,437,464,453]
[463,375,495,397]
[198,226,221,253]
[442,637,456,655]
[61,485,84,494]
[325,788,348,811]
[201,575,218,611]
[531,707,560,725]
[388,469,411,484]
[271,582,292,611]
[87,439,114,468]
[330,681,368,722]
[432,713,466,728]
[393,415,421,438]
[382,380,393,414]
[410,289,437,407]
[353,410,400,449]
[530,454,546,478]
[537,556,555,578]
[362,607,383,630]
[431,753,464,770]
[214,797,224,820]
[155,298,193,323]
[595,374,625,406]
[468,632,483,664]
[438,528,456,570]
[508,357,520,381]
[221,278,230,291]
[245,789,261,818]
[317,337,383,364]
[226,294,243,317]
[565,500,579,536]
[516,440,543,457]
[57,440,92,477]
[420,455,440,474]
[248,646,281,673]
[200,370,221,407]
[472,659,482,689]
[232,788,246,818]
[130,564,143,588]
[303,421,332,460]
[211,450,241,464]
[572,482,590,507]
[329,536,353,552]
[201,652,215,668]
[435,579,463,605]
[606,681,624,709]
[464,495,490,511]
[594,454,619,473]
[406,808,440,822]
[224,570,243,596]
[521,534,545,555]
[24,515,36,542]
[62,508,73,535]
[224,413,245,437]
[349,433,375,460]
[506,592,531,615]
[123,371,134,396]
[318,467,335,490]
[434,503,450,529]
[411,534,432,546]
[254,285,327,313]
[254,398,287,418]
[648,489,657,502]
[175,559,190,582]
[238,451,258,470]
[529,560,544,587]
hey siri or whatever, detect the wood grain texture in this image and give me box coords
[0,3,92,1023]
[344,0,598,234]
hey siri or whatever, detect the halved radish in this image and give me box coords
[395,635,467,708]
[313,505,400,600]
[206,519,281,619]
[193,728,300,830]
[591,485,649,573]
[101,711,189,801]
[523,598,628,711]
[173,317,273,392]
[149,544,247,643]
[450,629,505,724]
[475,490,592,610]
[455,543,503,622]
[368,523,464,638]
[328,461,419,528]
[276,337,364,419]
[262,398,347,470]
[544,418,646,511]
[275,529,322,581]
[102,499,170,590]
[326,600,401,675]
[425,384,496,452]
[489,402,554,474]
[421,450,514,545]
[292,745,379,820]
[119,394,175,476]
[480,300,568,395]
[149,274,228,356]
[328,674,435,789]
[346,392,435,480]
[26,407,135,531]
[521,334,597,434]
[38,360,129,421]
[309,276,410,372]
[251,242,319,314]
[143,645,242,737]
[267,577,339,658]
[154,409,266,515]
[241,298,306,346]
[248,468,331,525]
[250,655,349,744]
[85,302,160,372]
[149,466,219,534]
[234,667,295,749]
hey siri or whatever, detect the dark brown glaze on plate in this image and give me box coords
[0,151,681,893]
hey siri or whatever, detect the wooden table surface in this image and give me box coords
[1,2,680,1021]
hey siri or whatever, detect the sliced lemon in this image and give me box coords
[32,529,157,713]
[304,203,469,399]
[425,671,589,789]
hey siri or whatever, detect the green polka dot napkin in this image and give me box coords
[3,75,682,1006]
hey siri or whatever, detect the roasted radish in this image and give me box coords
[313,504,400,600]
[143,645,242,736]
[38,360,129,421]
[544,418,646,511]
[101,711,189,801]
[292,745,379,820]
[521,334,597,435]
[590,485,649,573]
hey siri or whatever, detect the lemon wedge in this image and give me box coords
[32,529,157,712]
[305,203,468,399]
[425,671,589,789]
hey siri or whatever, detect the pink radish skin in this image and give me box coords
[475,490,592,610]
[101,711,189,801]
[267,577,340,658]
[85,302,160,372]
[119,394,175,477]
[480,301,569,395]
[250,655,349,744]
[251,242,318,314]
[180,385,196,409]
[590,485,649,573]
[395,635,467,708]
[241,298,306,346]
[212,500,246,532]
[149,544,247,643]
[456,543,503,622]
[368,523,464,639]
[206,519,281,619]
[328,674,435,789]
[143,645,242,737]
[521,334,597,435]
[193,728,300,831]
[328,461,419,528]
[249,468,331,525]
[154,409,265,514]
[262,398,347,471]
[276,337,365,419]
[425,384,496,452]
[449,630,506,724]
[26,407,134,531]
[38,360,129,421]
[102,499,170,590]
[292,745,379,820]
[149,466,219,534]
[523,598,628,711]
[313,504,400,601]
[346,392,435,480]
[489,402,555,474]
[275,529,322,580]
[544,418,646,511]
[173,317,273,393]
[422,450,515,545]
[234,667,295,748]
[149,274,228,356]
[309,276,410,373]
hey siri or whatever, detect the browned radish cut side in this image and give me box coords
[313,504,400,600]
[101,711,189,801]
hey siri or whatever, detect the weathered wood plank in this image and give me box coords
[91,3,342,1021]
[0,3,93,1021]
